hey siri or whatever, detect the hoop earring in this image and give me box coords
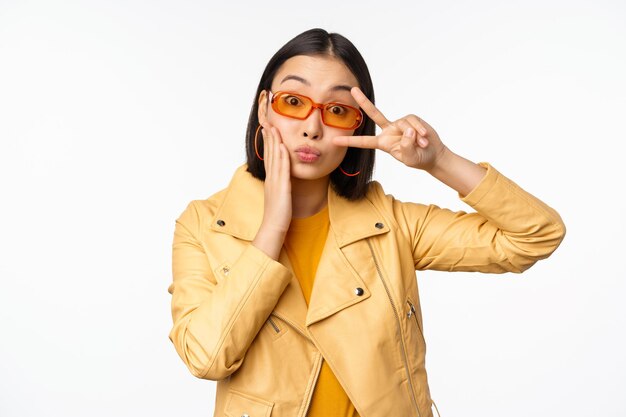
[254,125,263,161]
[339,166,360,176]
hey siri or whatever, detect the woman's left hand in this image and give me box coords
[333,87,448,172]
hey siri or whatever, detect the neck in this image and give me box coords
[291,175,330,218]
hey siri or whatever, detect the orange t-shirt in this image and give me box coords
[284,205,360,417]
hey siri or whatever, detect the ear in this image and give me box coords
[257,90,268,125]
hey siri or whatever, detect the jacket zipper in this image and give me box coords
[367,240,422,417]
[267,316,280,333]
[270,312,312,342]
[406,299,425,343]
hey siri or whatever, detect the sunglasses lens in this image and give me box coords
[323,104,362,129]
[272,92,363,130]
[273,93,312,119]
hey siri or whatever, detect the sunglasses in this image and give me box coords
[268,90,364,130]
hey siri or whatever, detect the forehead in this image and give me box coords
[271,55,358,93]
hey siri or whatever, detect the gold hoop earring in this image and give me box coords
[339,166,360,176]
[254,125,263,161]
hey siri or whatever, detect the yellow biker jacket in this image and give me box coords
[168,162,565,417]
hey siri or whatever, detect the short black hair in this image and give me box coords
[245,28,376,201]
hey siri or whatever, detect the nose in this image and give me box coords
[302,107,323,140]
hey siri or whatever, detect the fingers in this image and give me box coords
[258,122,292,236]
[261,122,273,173]
[264,124,291,176]
[395,119,428,148]
[406,114,428,137]
[261,123,270,169]
[350,86,429,143]
[333,134,380,149]
[262,122,282,176]
[279,142,290,178]
[271,126,279,176]
[399,125,417,151]
[350,86,391,129]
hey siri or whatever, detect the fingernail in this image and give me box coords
[418,137,428,147]
[406,127,415,137]
[420,128,427,136]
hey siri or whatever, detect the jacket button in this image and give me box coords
[375,222,384,229]
[217,219,226,227]
[355,287,364,296]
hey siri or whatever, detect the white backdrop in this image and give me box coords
[1,0,624,416]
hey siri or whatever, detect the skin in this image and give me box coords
[252,54,487,260]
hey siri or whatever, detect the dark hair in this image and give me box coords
[245,28,376,201]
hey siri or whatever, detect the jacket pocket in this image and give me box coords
[262,315,286,340]
[406,297,425,345]
[224,389,274,417]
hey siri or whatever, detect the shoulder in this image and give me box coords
[364,180,420,212]
[364,180,386,201]
[364,180,403,222]
[174,187,228,234]
[175,164,251,230]
[363,179,437,230]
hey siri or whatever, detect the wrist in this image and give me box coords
[425,145,453,177]
[258,220,289,238]
[252,224,288,261]
[424,148,487,197]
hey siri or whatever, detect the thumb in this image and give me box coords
[400,127,417,151]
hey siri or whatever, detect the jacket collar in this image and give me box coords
[209,164,389,247]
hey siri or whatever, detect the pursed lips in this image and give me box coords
[294,145,321,162]
[295,145,321,156]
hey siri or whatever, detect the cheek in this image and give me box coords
[266,115,296,141]
[326,143,349,166]
[328,129,354,157]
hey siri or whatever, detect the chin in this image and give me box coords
[290,164,334,181]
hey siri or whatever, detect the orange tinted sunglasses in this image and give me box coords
[269,90,363,130]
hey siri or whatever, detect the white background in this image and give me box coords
[1,0,624,416]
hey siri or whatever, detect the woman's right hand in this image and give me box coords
[251,122,292,260]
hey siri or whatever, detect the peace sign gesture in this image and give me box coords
[333,87,448,172]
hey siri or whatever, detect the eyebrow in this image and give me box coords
[280,75,354,93]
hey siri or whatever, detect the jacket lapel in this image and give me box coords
[305,184,389,326]
[209,164,390,334]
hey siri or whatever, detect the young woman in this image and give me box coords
[168,28,565,417]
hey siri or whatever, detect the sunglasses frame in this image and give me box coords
[268,90,364,130]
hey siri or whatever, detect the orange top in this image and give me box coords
[284,205,360,417]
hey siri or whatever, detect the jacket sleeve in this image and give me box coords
[168,201,292,380]
[392,162,566,273]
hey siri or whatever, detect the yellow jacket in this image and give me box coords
[168,162,565,417]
